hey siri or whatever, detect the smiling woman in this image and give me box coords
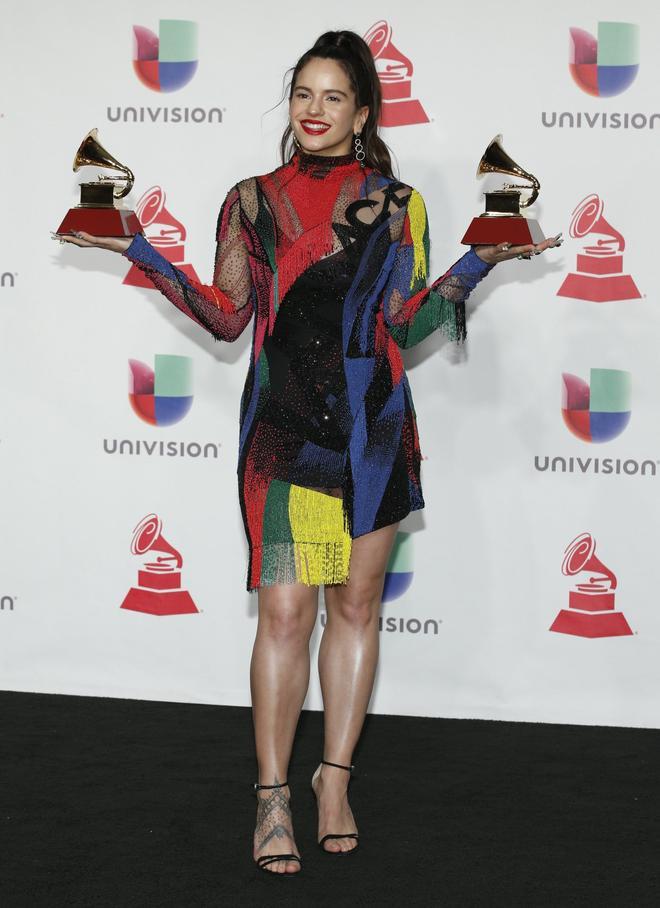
[56,26,559,881]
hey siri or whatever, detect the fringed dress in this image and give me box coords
[123,149,492,591]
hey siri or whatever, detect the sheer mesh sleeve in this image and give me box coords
[381,188,494,349]
[123,183,254,342]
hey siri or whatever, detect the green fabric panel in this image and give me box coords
[261,480,294,545]
[391,290,459,348]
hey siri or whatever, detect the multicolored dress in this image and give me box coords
[123,149,492,591]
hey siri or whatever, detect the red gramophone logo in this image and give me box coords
[123,186,199,288]
[120,513,198,616]
[557,194,641,302]
[550,532,633,638]
[364,20,429,127]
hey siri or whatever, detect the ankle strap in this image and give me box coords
[322,759,354,773]
[254,780,288,791]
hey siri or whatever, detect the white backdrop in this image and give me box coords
[2,0,660,727]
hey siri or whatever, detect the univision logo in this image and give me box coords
[129,355,193,426]
[562,369,631,443]
[109,21,221,125]
[534,368,657,478]
[103,354,221,459]
[541,21,658,131]
[133,20,198,92]
[569,21,639,97]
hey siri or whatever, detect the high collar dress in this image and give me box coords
[123,148,493,591]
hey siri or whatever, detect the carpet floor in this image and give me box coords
[2,690,659,907]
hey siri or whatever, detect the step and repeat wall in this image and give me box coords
[2,0,660,727]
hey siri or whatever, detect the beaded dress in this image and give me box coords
[123,149,492,591]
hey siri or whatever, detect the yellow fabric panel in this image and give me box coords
[407,188,428,289]
[288,485,352,586]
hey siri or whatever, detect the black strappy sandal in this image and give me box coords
[311,760,360,855]
[253,780,302,876]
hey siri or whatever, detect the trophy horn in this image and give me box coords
[130,513,183,569]
[73,128,134,200]
[568,194,625,251]
[476,134,540,209]
[561,533,617,591]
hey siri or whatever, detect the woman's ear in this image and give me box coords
[355,106,369,133]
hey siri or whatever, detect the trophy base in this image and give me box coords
[120,587,198,616]
[549,608,633,638]
[461,217,545,246]
[56,207,144,238]
[380,98,429,128]
[557,272,641,303]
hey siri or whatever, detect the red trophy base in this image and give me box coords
[120,586,198,616]
[549,608,633,638]
[380,98,429,128]
[461,217,545,246]
[56,207,144,237]
[557,271,641,302]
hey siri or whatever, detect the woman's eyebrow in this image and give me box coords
[295,85,348,97]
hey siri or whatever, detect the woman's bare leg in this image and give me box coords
[251,582,319,873]
[315,522,399,851]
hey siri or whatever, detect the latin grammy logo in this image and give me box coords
[557,194,641,302]
[364,20,429,128]
[549,532,633,638]
[123,186,199,288]
[120,513,198,615]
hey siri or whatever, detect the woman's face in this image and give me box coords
[289,57,369,156]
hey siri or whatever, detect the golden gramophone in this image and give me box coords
[461,135,545,246]
[56,128,143,237]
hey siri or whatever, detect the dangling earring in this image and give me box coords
[290,121,301,149]
[353,131,366,167]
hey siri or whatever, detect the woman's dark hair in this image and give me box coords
[279,30,394,178]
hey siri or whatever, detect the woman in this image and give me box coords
[59,30,560,876]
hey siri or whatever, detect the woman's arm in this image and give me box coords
[381,188,493,349]
[122,182,255,342]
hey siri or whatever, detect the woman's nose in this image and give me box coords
[307,96,324,116]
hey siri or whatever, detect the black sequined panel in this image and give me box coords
[262,251,354,458]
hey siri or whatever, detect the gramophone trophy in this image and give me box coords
[123,186,199,288]
[364,20,429,128]
[557,194,641,302]
[549,532,633,638]
[461,134,545,246]
[56,128,143,237]
[120,513,198,616]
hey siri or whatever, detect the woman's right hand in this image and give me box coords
[54,231,134,253]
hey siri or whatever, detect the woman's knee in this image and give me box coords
[326,582,382,628]
[258,587,317,643]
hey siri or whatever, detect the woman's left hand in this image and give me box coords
[474,233,563,265]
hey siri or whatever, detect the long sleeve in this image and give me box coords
[122,183,254,342]
[382,188,494,349]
